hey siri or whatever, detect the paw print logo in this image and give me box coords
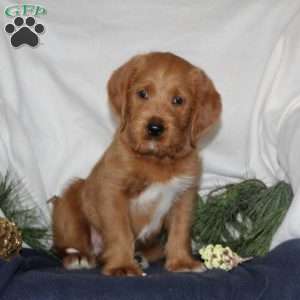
[5,16,45,48]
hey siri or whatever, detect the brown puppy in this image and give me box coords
[52,52,221,276]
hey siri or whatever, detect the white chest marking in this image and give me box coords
[131,176,195,241]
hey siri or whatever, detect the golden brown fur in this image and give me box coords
[52,52,221,276]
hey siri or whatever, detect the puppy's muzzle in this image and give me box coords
[146,119,165,138]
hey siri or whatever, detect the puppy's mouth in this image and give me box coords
[143,140,161,155]
[130,138,184,159]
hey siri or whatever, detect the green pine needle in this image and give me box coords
[0,172,52,254]
[192,179,293,257]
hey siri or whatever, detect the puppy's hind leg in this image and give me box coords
[52,179,96,269]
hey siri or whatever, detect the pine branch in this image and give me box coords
[192,179,293,257]
[0,172,51,253]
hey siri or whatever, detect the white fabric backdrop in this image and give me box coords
[0,0,300,246]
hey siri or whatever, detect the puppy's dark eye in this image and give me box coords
[137,89,148,100]
[172,96,184,106]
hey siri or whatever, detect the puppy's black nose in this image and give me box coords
[147,121,165,137]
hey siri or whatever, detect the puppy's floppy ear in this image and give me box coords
[190,68,222,147]
[107,55,144,130]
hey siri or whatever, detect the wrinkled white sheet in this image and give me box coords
[0,0,300,246]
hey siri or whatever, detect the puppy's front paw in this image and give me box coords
[63,251,96,270]
[166,257,205,273]
[102,262,144,276]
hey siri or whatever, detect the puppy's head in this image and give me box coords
[108,52,221,158]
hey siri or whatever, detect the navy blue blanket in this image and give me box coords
[1,240,300,300]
